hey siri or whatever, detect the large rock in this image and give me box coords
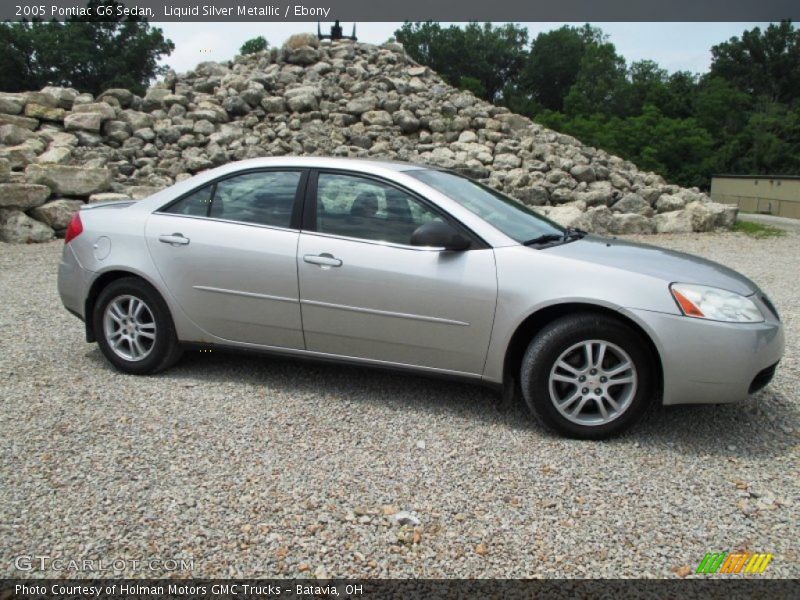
[0,124,34,146]
[655,193,686,213]
[30,199,84,230]
[283,33,320,50]
[40,86,79,109]
[89,192,132,204]
[72,102,116,121]
[0,159,10,182]
[570,164,596,183]
[514,186,550,206]
[35,146,72,164]
[493,154,522,169]
[574,206,615,234]
[361,110,393,127]
[0,183,51,209]
[64,112,104,132]
[0,209,54,243]
[0,113,39,130]
[544,205,584,228]
[98,88,134,108]
[654,210,693,233]
[283,86,319,112]
[609,213,655,235]
[285,46,320,65]
[24,103,66,121]
[346,96,377,115]
[686,201,738,232]
[0,93,25,115]
[25,164,112,197]
[0,144,37,169]
[393,110,420,134]
[611,193,653,217]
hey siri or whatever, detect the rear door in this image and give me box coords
[297,170,498,375]
[145,169,307,348]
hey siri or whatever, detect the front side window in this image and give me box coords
[408,169,563,243]
[210,171,302,228]
[315,173,443,245]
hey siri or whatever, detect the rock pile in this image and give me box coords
[0,34,736,243]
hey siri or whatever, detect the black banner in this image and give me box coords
[2,0,799,22]
[2,579,799,600]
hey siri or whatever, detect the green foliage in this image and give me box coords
[709,20,800,105]
[732,220,786,238]
[395,21,528,101]
[563,40,628,116]
[519,25,603,112]
[240,36,268,55]
[0,0,173,96]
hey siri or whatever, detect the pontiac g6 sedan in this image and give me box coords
[58,157,784,438]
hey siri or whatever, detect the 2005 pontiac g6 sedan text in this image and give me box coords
[58,157,784,438]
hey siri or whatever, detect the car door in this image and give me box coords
[145,169,307,348]
[297,170,498,375]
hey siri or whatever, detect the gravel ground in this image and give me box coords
[0,228,797,579]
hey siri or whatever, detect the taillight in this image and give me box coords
[64,212,83,244]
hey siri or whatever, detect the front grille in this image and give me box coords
[761,294,780,320]
[749,362,779,394]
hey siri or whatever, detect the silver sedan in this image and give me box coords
[58,157,784,438]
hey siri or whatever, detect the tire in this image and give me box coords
[520,312,655,439]
[93,277,183,375]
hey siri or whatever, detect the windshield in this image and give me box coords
[408,169,564,243]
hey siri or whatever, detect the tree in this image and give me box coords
[240,36,268,55]
[395,22,528,102]
[519,25,604,112]
[709,20,800,105]
[563,40,627,116]
[0,0,174,96]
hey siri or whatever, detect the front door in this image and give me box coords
[145,169,306,348]
[297,171,497,375]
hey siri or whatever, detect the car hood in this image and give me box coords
[543,235,758,296]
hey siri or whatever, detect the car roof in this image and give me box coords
[206,156,431,176]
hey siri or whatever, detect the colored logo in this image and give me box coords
[696,552,773,574]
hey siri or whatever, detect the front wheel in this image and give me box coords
[93,277,182,375]
[520,313,656,439]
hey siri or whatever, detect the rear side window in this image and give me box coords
[210,171,301,228]
[165,184,213,217]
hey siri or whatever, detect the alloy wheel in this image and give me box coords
[547,339,638,426]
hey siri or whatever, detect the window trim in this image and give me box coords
[154,167,309,231]
[303,168,489,250]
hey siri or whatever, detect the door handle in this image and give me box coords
[159,233,190,246]
[303,253,342,267]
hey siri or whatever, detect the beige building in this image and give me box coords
[711,175,800,220]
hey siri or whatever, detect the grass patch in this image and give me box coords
[732,220,786,238]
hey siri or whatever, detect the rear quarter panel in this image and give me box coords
[74,204,207,342]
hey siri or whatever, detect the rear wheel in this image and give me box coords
[520,313,655,439]
[93,277,182,374]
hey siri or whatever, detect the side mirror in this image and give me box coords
[410,221,471,251]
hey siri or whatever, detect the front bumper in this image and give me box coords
[626,305,784,405]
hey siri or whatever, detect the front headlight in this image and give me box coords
[670,283,764,323]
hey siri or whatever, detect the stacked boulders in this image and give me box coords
[0,34,736,243]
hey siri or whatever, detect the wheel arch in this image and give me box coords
[84,269,171,343]
[502,302,663,398]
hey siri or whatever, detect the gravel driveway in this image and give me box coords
[0,228,797,579]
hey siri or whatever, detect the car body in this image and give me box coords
[58,157,784,438]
